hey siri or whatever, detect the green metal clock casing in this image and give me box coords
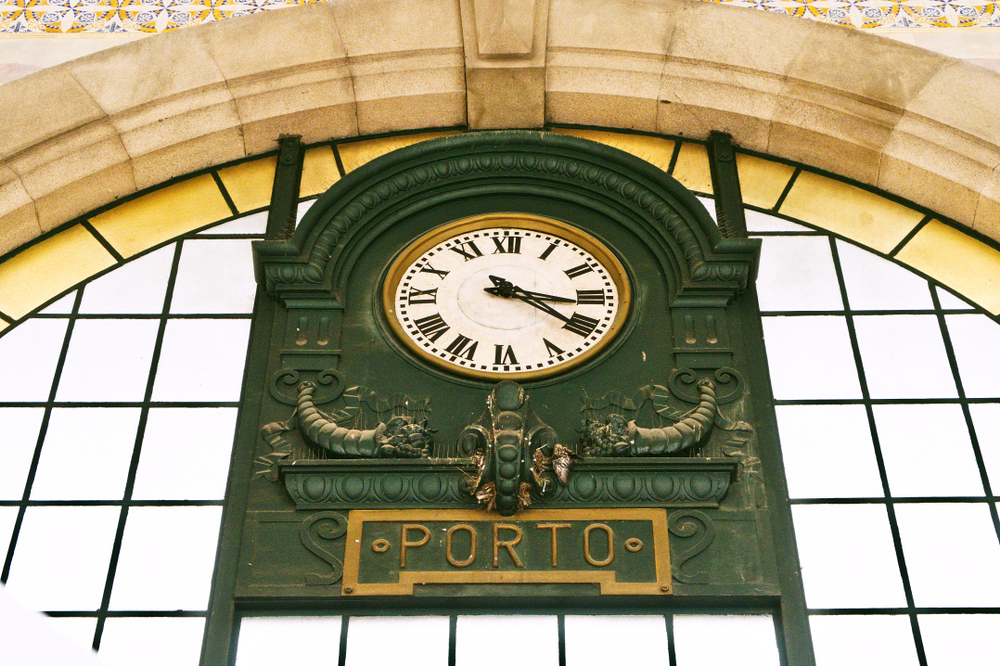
[383,214,631,381]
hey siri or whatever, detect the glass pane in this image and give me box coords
[31,408,141,500]
[836,241,933,311]
[756,236,843,312]
[673,614,778,666]
[0,591,104,666]
[0,506,18,560]
[46,617,99,654]
[151,319,252,402]
[565,615,668,666]
[777,404,883,499]
[296,200,315,226]
[809,615,919,666]
[109,506,222,611]
[695,196,717,223]
[791,504,907,608]
[200,211,267,235]
[170,239,256,314]
[39,290,77,314]
[918,614,1000,666]
[78,245,173,314]
[945,314,1000,398]
[745,209,810,232]
[236,616,343,666]
[873,404,983,497]
[934,286,972,310]
[853,315,957,399]
[969,404,1000,491]
[457,615,558,666]
[132,408,238,500]
[761,317,862,400]
[99,617,205,666]
[56,319,159,402]
[895,503,1000,607]
[348,616,449,666]
[0,407,44,499]
[0,319,68,402]
[5,506,120,611]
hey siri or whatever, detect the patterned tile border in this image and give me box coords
[1,0,998,34]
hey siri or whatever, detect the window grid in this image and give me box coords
[753,220,1000,666]
[0,218,261,662]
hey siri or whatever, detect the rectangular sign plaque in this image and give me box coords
[341,508,672,596]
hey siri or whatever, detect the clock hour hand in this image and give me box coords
[484,275,576,303]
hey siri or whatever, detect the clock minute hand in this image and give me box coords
[484,275,576,303]
[509,291,571,324]
[512,286,576,304]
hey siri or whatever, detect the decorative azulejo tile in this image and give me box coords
[0,0,998,34]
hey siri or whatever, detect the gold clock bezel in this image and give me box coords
[382,213,632,381]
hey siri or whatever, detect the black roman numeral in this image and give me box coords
[539,243,558,261]
[543,338,565,357]
[419,263,449,280]
[564,263,594,279]
[575,289,606,305]
[413,313,450,342]
[563,312,600,337]
[492,236,522,254]
[406,287,438,305]
[450,241,483,261]
[444,334,478,360]
[494,344,518,365]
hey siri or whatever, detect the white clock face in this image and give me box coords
[383,215,631,380]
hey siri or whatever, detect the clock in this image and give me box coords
[382,213,631,381]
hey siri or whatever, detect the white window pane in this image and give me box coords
[56,319,159,402]
[745,209,810,232]
[792,504,907,609]
[39,290,77,314]
[457,615,558,666]
[0,507,18,560]
[895,503,1000,607]
[200,211,267,235]
[565,615,668,666]
[756,237,842,312]
[853,315,957,399]
[934,286,972,310]
[810,614,919,666]
[5,506,120,611]
[170,239,256,314]
[0,589,105,666]
[919,614,1000,666]
[109,506,222,611]
[31,408,141,500]
[46,617,98,653]
[236,616,342,666]
[152,319,252,402]
[837,241,933,311]
[99,617,204,666]
[78,245,173,314]
[0,408,44,499]
[874,404,983,497]
[349,616,449,666]
[970,404,1000,491]
[296,200,315,226]
[673,614,778,666]
[132,408,237,500]
[695,196,717,223]
[945,314,1000,398]
[762,317,862,400]
[777,405,883,499]
[0,319,68,401]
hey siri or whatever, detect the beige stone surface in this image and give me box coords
[89,174,232,258]
[905,61,1000,148]
[0,167,40,257]
[217,156,277,213]
[548,0,678,55]
[130,127,247,191]
[736,154,796,211]
[975,170,1000,240]
[333,0,463,57]
[779,171,925,254]
[0,65,106,158]
[34,163,136,234]
[767,122,881,187]
[300,146,342,197]
[0,224,116,319]
[467,67,544,129]
[896,220,1000,315]
[467,0,537,57]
